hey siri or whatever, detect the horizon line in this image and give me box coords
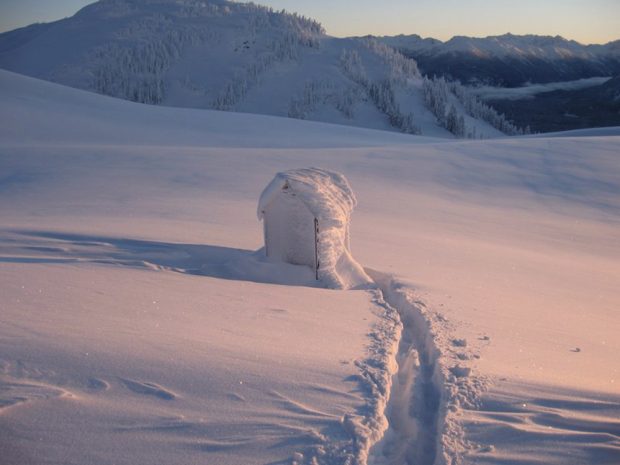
[1,17,617,47]
[0,2,617,46]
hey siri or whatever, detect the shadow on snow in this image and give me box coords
[0,229,322,288]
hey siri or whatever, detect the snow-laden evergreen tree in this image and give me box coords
[89,1,325,109]
[93,26,206,104]
[213,7,325,110]
[422,76,450,127]
[422,76,528,137]
[339,48,420,134]
[446,105,466,137]
[334,85,362,119]
[288,80,332,119]
[288,79,362,121]
[448,80,529,136]
[361,37,420,84]
[340,50,368,87]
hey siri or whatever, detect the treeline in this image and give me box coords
[423,76,529,137]
[212,8,325,110]
[339,48,420,134]
[361,37,420,84]
[93,26,206,104]
[91,1,325,107]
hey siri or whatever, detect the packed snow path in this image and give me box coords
[365,269,491,465]
[367,270,443,465]
[255,166,454,464]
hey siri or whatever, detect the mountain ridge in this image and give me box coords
[376,33,620,86]
[382,32,618,45]
[0,0,535,137]
[0,0,508,138]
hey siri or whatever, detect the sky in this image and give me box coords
[0,0,618,44]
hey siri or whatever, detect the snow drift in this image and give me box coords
[1,70,619,465]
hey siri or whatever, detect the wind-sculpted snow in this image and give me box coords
[1,71,619,465]
[259,169,357,229]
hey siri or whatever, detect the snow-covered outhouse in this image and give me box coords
[257,168,371,289]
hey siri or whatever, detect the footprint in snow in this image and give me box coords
[87,377,110,392]
[0,382,69,410]
[120,378,176,400]
[269,308,288,314]
[449,365,471,378]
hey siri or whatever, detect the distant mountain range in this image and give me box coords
[374,33,620,132]
[377,33,620,87]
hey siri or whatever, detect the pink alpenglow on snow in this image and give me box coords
[258,168,372,289]
[1,70,619,465]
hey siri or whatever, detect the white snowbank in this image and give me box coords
[258,168,372,289]
[1,71,619,465]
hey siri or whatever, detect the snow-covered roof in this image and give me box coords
[258,168,370,290]
[257,168,357,226]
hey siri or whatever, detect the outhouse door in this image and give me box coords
[263,189,318,273]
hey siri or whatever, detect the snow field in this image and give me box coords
[1,70,619,464]
[0,261,397,465]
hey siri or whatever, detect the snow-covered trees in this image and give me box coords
[340,50,368,86]
[422,76,474,137]
[289,45,421,132]
[339,48,420,134]
[90,1,325,109]
[288,80,362,121]
[423,76,528,137]
[213,6,324,111]
[93,26,204,104]
[448,81,529,135]
[422,76,450,127]
[334,85,362,119]
[90,6,215,104]
[445,104,466,137]
[361,37,420,84]
[367,80,419,134]
[288,80,330,119]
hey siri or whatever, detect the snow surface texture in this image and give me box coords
[1,70,620,465]
[258,168,372,289]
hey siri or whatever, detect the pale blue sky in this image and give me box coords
[0,0,618,44]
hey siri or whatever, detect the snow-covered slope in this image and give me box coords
[1,70,619,465]
[0,0,507,138]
